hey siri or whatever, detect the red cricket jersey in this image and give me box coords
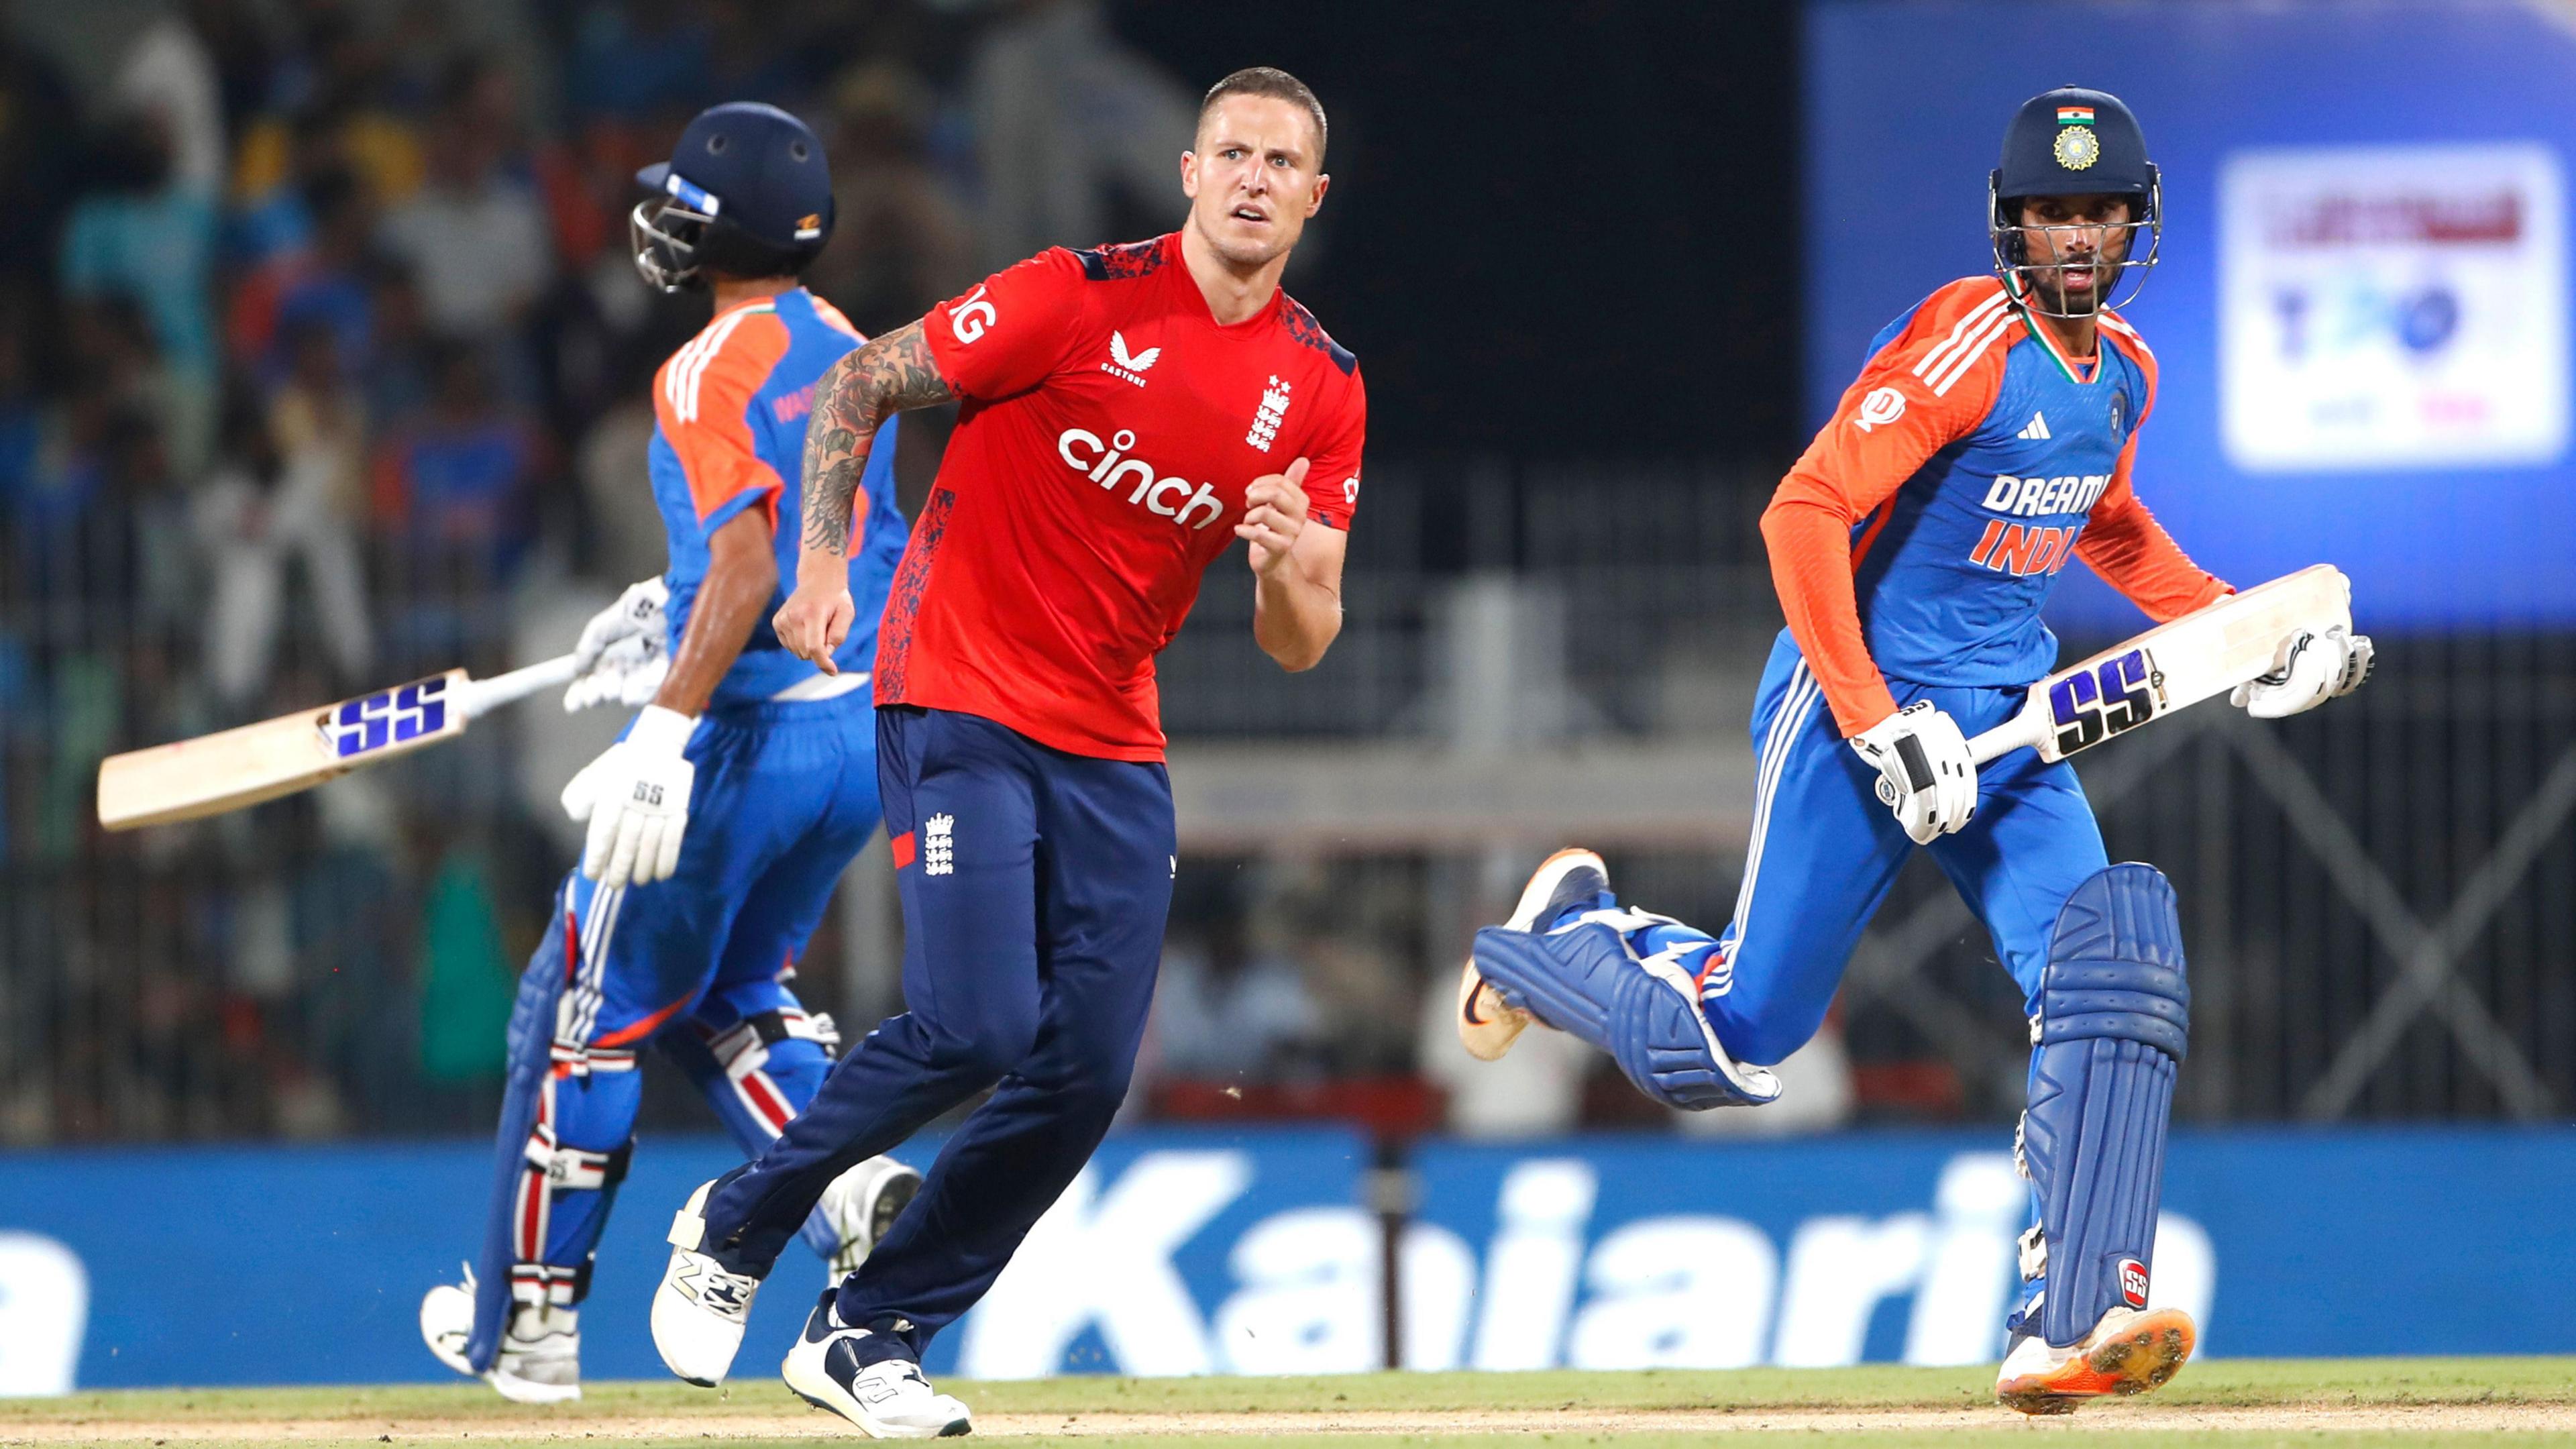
[879,232,1368,761]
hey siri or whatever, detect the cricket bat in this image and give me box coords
[97,655,580,830]
[1966,563,2353,767]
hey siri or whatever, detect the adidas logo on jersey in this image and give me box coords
[2017,411,2051,440]
[1102,331,1160,387]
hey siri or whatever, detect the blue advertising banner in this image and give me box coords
[1805,0,2576,630]
[3,1126,2573,1390]
[0,1127,1370,1391]
[1402,1128,2576,1368]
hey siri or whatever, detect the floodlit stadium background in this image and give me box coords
[3,0,2574,1393]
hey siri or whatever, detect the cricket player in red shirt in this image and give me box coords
[649,67,1364,1434]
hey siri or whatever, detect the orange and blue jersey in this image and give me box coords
[1762,276,2228,737]
[649,286,907,707]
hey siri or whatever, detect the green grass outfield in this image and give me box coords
[4,1358,2574,1447]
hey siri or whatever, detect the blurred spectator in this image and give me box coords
[195,352,373,710]
[560,0,711,121]
[0,0,78,308]
[370,341,542,592]
[1151,916,1322,1081]
[576,393,667,584]
[809,60,977,331]
[229,166,380,383]
[113,0,228,195]
[60,114,220,472]
[965,0,1194,266]
[376,58,552,348]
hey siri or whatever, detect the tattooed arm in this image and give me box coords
[775,321,955,672]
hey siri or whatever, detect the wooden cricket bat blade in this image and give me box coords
[96,655,578,830]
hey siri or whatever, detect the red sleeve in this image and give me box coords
[655,311,792,533]
[921,249,1088,400]
[1301,366,1366,531]
[2078,318,2230,621]
[1762,280,2016,737]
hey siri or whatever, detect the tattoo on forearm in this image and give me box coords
[800,321,955,555]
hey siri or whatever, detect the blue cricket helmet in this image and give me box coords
[631,102,836,293]
[1988,87,2161,316]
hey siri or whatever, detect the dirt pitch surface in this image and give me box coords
[6,1359,2575,1448]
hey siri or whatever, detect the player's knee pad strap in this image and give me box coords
[2019,863,2190,1348]
[1472,921,1780,1111]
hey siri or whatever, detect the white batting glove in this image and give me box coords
[561,705,697,888]
[1850,701,1979,845]
[2232,626,2373,720]
[564,633,670,712]
[564,578,670,712]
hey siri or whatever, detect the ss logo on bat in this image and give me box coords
[326,676,450,759]
[2049,648,2159,755]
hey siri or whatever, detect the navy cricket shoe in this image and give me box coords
[1456,848,1612,1060]
[782,1291,972,1438]
[1465,853,1782,1111]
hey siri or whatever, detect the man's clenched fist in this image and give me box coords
[1239,456,1311,578]
[773,578,858,674]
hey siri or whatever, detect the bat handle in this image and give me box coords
[1966,715,2044,769]
[458,655,580,720]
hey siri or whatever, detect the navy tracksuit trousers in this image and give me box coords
[698,705,1175,1357]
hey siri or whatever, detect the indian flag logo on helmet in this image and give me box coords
[2056,105,2096,125]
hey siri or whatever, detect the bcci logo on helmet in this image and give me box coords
[2118,1257,2150,1309]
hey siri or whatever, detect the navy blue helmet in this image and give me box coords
[631,102,836,293]
[1988,87,2161,316]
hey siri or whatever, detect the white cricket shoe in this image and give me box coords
[1995,1304,2196,1415]
[1457,847,1611,1060]
[818,1154,923,1282]
[782,1291,971,1438]
[653,1179,764,1387]
[419,1269,582,1404]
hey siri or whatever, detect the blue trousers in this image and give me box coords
[490,694,881,1309]
[698,706,1176,1357]
[1699,634,2110,1066]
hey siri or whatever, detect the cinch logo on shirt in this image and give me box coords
[1057,427,1226,530]
[1978,472,2110,519]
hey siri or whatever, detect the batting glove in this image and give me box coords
[562,705,697,888]
[565,578,669,712]
[2232,626,2373,719]
[1851,700,1979,845]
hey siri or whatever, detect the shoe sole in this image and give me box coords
[1457,847,1605,1061]
[783,1351,971,1438]
[1996,1307,2196,1415]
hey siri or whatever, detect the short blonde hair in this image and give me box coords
[1198,67,1327,163]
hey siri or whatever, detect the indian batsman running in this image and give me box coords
[647,68,1364,1435]
[418,103,920,1402]
[1456,89,2372,1412]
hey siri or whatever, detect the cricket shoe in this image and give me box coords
[782,1291,972,1438]
[1994,1305,2196,1415]
[419,1268,582,1404]
[818,1154,923,1283]
[1457,847,1611,1060]
[653,1179,764,1386]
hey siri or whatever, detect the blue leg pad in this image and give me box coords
[2017,863,2190,1348]
[466,883,639,1369]
[1472,920,1779,1110]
